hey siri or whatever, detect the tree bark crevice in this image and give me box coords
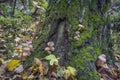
[47,17,70,65]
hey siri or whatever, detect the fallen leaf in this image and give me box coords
[67,66,77,76]
[7,59,20,71]
[22,73,29,80]
[64,70,71,80]
[28,74,34,79]
[44,54,58,65]
[39,64,44,75]
[42,61,49,75]
[34,58,42,65]
[14,65,24,73]
[0,64,6,75]
[100,78,104,80]
[115,62,120,69]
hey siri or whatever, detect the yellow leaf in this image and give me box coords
[67,66,77,76]
[64,70,71,79]
[100,78,104,80]
[22,73,29,80]
[102,64,109,68]
[7,59,20,71]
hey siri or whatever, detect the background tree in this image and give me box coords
[24,0,113,79]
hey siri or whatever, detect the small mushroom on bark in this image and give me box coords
[50,46,55,51]
[74,36,79,40]
[77,34,80,38]
[75,31,80,35]
[45,47,50,51]
[47,41,54,47]
[78,24,84,28]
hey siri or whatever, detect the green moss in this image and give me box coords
[70,45,101,80]
[72,26,94,47]
[69,10,103,79]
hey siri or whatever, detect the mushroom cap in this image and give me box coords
[74,36,79,40]
[23,47,30,51]
[28,45,33,49]
[17,45,22,49]
[22,52,29,56]
[47,41,54,47]
[98,54,106,62]
[45,47,50,51]
[50,47,55,51]
[78,24,84,28]
[27,41,32,44]
[22,43,28,47]
[75,31,80,35]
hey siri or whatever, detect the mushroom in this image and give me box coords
[96,54,107,69]
[98,54,106,62]
[47,41,54,47]
[22,52,29,60]
[28,45,33,50]
[74,36,79,40]
[77,34,80,38]
[50,46,55,51]
[78,24,84,28]
[23,47,30,52]
[47,51,51,54]
[27,41,32,44]
[17,45,22,49]
[45,47,52,54]
[22,43,28,47]
[75,31,80,35]
[45,47,50,51]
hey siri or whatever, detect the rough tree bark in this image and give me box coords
[24,0,113,79]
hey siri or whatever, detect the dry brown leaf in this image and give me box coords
[28,74,34,79]
[115,62,120,70]
[39,64,44,75]
[14,65,24,73]
[42,61,49,75]
[34,58,42,65]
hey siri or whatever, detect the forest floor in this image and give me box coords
[0,2,120,80]
[0,18,120,80]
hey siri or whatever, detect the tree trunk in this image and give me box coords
[24,0,113,79]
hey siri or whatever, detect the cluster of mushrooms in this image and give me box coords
[74,24,85,40]
[16,40,33,60]
[44,41,55,54]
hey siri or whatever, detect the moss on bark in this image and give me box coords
[24,0,113,80]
